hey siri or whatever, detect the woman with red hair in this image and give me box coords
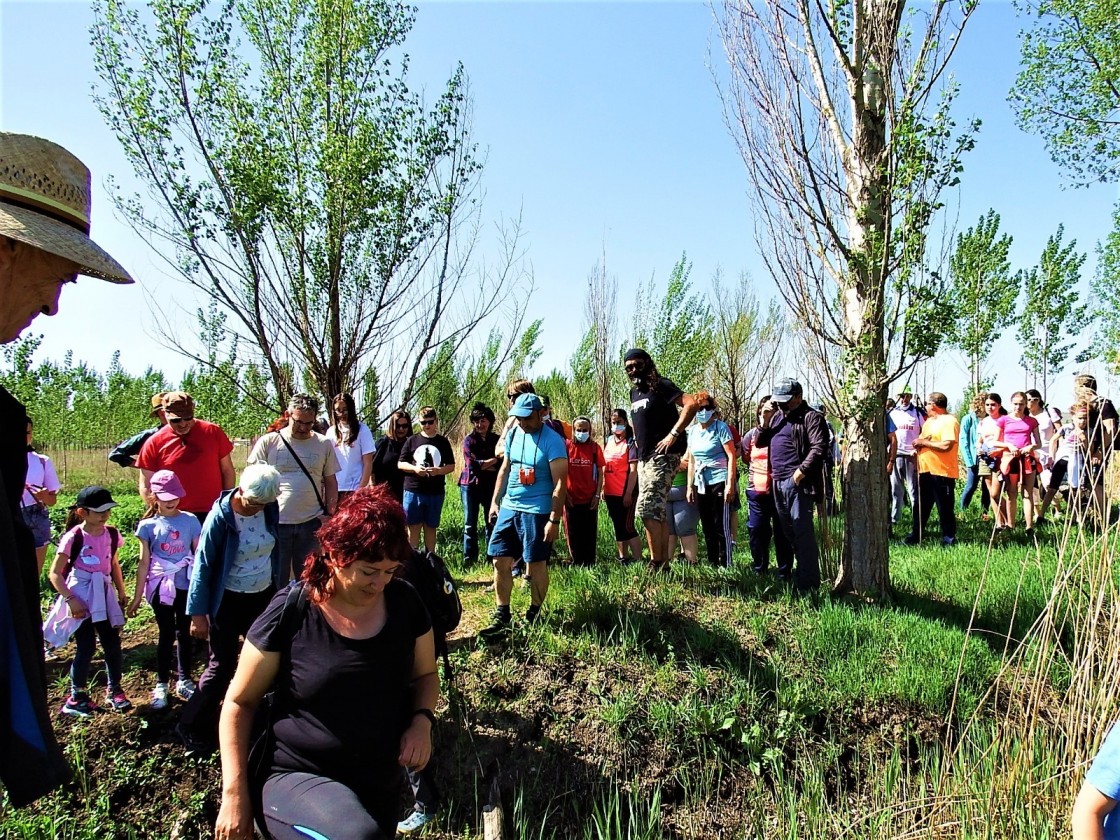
[213,486,438,840]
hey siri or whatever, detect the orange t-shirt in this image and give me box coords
[916,413,959,479]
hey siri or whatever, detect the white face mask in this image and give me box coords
[574,430,590,443]
[696,409,714,424]
[612,423,626,434]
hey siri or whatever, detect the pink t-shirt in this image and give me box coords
[57,526,115,575]
[998,414,1038,450]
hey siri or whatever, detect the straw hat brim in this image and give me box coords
[0,202,133,284]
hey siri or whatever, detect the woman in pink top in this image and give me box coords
[978,393,1008,528]
[999,391,1043,532]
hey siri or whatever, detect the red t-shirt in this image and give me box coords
[135,419,234,513]
[565,439,607,505]
[602,436,637,497]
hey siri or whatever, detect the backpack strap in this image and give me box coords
[64,526,83,576]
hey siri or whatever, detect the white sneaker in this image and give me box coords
[175,678,197,701]
[151,683,169,710]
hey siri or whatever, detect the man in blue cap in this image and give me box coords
[481,393,568,638]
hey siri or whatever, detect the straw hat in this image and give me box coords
[0,133,132,283]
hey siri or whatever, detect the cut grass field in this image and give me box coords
[2,464,1114,838]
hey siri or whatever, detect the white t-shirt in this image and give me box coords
[23,451,61,507]
[326,422,376,491]
[247,431,340,525]
[226,510,275,593]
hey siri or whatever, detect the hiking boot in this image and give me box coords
[175,678,197,701]
[479,609,512,641]
[397,806,436,834]
[61,691,98,718]
[151,682,170,710]
[525,605,542,626]
[106,689,133,713]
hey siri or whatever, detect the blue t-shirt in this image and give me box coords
[135,512,203,591]
[1086,722,1120,839]
[503,424,568,514]
[687,420,732,490]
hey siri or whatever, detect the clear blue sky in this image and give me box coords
[2,0,1117,409]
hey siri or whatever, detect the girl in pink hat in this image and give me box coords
[128,469,202,709]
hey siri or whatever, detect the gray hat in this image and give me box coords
[771,378,802,402]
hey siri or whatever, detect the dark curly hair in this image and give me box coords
[302,485,411,604]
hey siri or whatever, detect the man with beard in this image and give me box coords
[622,349,698,570]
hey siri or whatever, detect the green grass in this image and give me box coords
[6,481,1102,838]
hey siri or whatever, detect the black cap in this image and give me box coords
[74,486,118,513]
[771,378,802,402]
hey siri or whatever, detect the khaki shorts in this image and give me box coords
[636,455,681,523]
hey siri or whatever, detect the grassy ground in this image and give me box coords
[0,464,1106,838]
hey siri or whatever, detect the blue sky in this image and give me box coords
[2,0,1118,409]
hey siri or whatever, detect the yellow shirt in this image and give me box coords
[916,413,959,478]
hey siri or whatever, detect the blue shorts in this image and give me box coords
[403,491,444,529]
[487,507,552,564]
[21,503,51,548]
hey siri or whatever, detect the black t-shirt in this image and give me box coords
[248,580,432,792]
[630,377,686,460]
[372,436,406,501]
[398,433,455,495]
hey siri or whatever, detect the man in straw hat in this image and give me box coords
[0,132,132,806]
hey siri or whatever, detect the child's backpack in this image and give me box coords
[62,525,121,573]
[403,548,463,677]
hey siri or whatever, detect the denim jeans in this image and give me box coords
[277,518,321,581]
[771,476,821,590]
[746,489,793,577]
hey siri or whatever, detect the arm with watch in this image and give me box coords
[654,392,699,456]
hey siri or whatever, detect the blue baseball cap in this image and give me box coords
[509,393,544,417]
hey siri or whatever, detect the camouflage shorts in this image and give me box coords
[636,454,681,523]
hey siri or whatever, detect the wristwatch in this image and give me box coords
[549,518,561,525]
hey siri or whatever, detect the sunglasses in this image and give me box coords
[395,422,411,429]
[168,416,194,425]
[420,419,436,426]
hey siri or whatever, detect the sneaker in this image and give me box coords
[106,689,133,713]
[941,536,956,547]
[175,678,197,701]
[151,682,170,710]
[61,691,98,718]
[397,807,436,834]
[479,609,512,641]
[176,722,216,757]
[525,605,542,625]
[511,561,525,578]
[902,534,919,546]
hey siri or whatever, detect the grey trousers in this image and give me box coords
[890,454,920,524]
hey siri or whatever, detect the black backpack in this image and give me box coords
[403,548,462,677]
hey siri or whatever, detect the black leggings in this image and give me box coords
[71,619,123,693]
[150,588,193,684]
[262,771,398,840]
[604,495,639,541]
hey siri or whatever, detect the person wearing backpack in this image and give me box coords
[43,486,131,715]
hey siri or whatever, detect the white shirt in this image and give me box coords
[326,422,376,491]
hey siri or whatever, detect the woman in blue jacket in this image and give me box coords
[959,392,990,512]
[178,463,283,755]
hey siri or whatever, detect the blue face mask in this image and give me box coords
[696,409,714,424]
[612,424,626,434]
[574,430,590,443]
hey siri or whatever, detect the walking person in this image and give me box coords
[459,403,500,566]
[43,487,132,715]
[178,464,283,755]
[564,416,606,566]
[23,417,60,573]
[602,409,643,563]
[686,392,737,568]
[326,393,375,504]
[398,406,456,554]
[480,393,568,637]
[904,393,960,546]
[754,379,828,593]
[742,397,793,578]
[128,470,202,708]
[888,390,925,527]
[959,393,990,513]
[247,394,339,581]
[622,349,698,570]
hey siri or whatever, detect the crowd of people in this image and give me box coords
[4,130,1120,838]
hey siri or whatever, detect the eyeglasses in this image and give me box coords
[420,419,436,426]
[168,416,194,425]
